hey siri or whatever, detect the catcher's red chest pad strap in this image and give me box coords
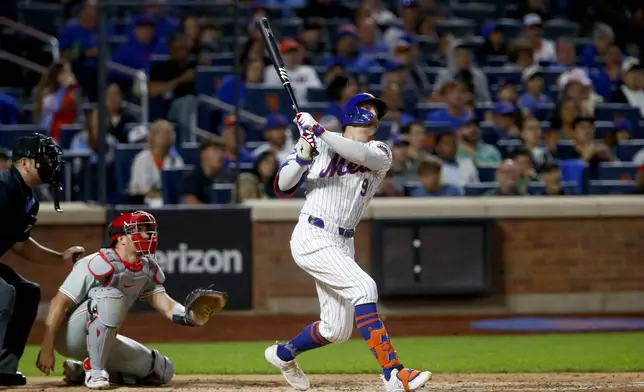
[88,252,116,278]
[88,249,165,286]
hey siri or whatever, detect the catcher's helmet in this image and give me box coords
[109,210,158,256]
[12,133,64,212]
[340,93,388,128]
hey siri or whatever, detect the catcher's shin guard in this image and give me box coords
[87,288,128,372]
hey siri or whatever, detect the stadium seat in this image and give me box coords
[403,182,420,197]
[421,67,441,85]
[307,88,328,103]
[464,182,496,196]
[114,143,145,195]
[162,166,194,205]
[496,139,522,158]
[0,125,45,149]
[556,141,576,157]
[615,140,644,161]
[451,3,497,23]
[542,19,580,40]
[246,87,293,117]
[527,181,578,195]
[495,18,522,38]
[195,66,234,96]
[594,104,641,131]
[436,19,477,38]
[589,180,636,195]
[598,162,640,181]
[179,142,200,166]
[482,68,522,88]
[484,55,508,67]
[59,124,83,149]
[424,121,452,134]
[210,183,235,204]
[477,165,497,182]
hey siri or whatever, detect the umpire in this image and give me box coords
[0,134,84,386]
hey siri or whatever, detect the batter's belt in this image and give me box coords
[303,214,355,239]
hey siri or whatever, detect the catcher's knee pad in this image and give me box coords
[144,349,174,385]
[350,276,378,306]
[88,287,128,328]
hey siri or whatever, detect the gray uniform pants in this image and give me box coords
[54,301,154,378]
[0,263,40,374]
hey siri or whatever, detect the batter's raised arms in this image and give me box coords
[267,93,432,392]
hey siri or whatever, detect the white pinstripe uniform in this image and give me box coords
[281,133,392,343]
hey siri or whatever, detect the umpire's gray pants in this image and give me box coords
[0,263,40,374]
[55,301,155,377]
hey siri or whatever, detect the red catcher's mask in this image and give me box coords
[109,210,158,256]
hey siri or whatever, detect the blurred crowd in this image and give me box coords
[0,0,644,205]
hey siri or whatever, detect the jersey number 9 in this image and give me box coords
[360,179,369,197]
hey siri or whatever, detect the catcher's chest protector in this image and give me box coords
[88,248,164,304]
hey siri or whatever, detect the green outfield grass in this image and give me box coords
[19,333,644,376]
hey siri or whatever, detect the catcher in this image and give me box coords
[35,210,227,389]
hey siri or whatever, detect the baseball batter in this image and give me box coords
[36,210,227,389]
[265,93,432,392]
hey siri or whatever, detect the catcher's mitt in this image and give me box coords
[184,285,228,326]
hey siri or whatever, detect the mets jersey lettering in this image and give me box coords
[319,154,371,178]
[300,138,390,229]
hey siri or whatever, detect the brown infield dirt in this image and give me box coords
[19,373,644,392]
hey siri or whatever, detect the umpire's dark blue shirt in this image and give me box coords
[0,167,39,257]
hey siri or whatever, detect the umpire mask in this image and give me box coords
[12,133,65,213]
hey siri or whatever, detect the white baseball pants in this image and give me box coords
[290,214,379,343]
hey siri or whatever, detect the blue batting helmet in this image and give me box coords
[340,93,388,128]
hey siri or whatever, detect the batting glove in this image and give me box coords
[295,112,326,137]
[295,131,316,166]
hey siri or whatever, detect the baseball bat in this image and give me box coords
[257,17,300,114]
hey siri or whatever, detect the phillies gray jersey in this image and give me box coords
[58,248,165,316]
[299,138,392,229]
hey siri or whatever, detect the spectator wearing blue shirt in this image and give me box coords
[580,23,614,68]
[0,93,20,125]
[426,80,470,128]
[125,0,180,41]
[323,74,358,121]
[588,44,622,101]
[110,15,167,89]
[323,25,376,70]
[518,66,553,113]
[58,2,116,97]
[484,101,520,146]
[411,158,463,197]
